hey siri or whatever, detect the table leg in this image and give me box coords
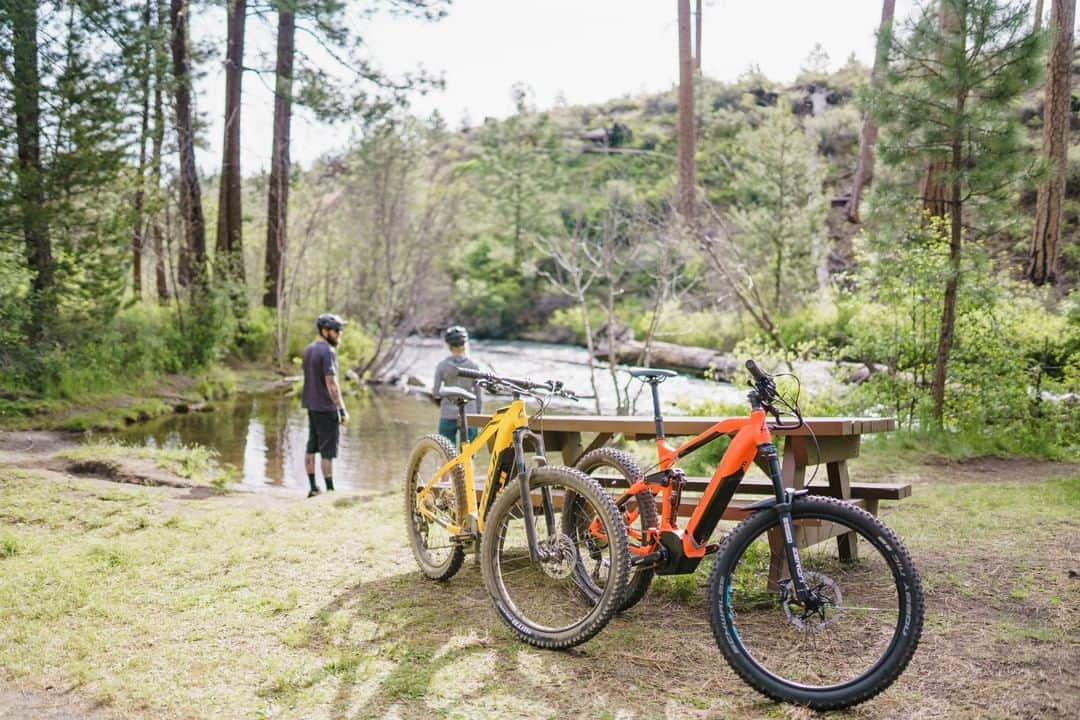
[781,436,807,489]
[559,432,583,467]
[827,460,858,562]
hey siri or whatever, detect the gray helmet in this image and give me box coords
[443,325,468,347]
[316,313,345,332]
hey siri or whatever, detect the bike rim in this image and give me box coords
[720,512,909,690]
[491,481,618,634]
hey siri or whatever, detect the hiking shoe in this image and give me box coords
[307,488,322,498]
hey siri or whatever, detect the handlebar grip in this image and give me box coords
[455,367,486,380]
[745,359,767,381]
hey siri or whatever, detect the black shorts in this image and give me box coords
[306,410,340,459]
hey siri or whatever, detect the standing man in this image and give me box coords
[302,313,349,497]
[432,325,482,447]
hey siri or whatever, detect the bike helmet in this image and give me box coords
[316,313,346,332]
[443,325,469,347]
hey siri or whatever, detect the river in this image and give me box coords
[112,339,747,494]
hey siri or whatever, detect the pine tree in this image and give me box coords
[261,0,448,310]
[846,0,896,223]
[169,0,208,291]
[874,0,1042,422]
[1028,0,1075,285]
[729,107,828,312]
[216,0,246,292]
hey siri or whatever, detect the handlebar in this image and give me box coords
[455,367,578,400]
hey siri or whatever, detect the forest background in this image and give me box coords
[2,0,1079,457]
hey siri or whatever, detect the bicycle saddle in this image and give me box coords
[438,386,476,403]
[628,367,678,382]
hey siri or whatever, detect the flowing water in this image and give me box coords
[112,339,744,494]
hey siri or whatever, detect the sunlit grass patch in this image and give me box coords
[57,439,223,486]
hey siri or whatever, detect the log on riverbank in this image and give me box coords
[593,340,740,380]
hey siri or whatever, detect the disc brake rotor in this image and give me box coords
[780,571,842,633]
[538,533,578,580]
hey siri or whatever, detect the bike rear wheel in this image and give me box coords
[481,465,629,649]
[575,448,654,612]
[404,434,467,580]
[707,495,923,710]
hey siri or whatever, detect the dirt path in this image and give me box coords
[0,682,110,720]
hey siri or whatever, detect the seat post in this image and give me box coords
[650,380,665,440]
[457,400,469,451]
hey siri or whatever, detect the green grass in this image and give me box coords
[855,427,1078,471]
[0,465,1077,718]
[57,440,221,484]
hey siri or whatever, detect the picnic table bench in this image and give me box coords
[467,413,910,561]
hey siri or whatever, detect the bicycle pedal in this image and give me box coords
[704,543,720,555]
[451,532,477,544]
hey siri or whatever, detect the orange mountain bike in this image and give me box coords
[575,360,924,710]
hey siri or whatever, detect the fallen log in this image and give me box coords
[593,339,740,380]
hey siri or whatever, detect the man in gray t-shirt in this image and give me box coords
[432,325,482,446]
[301,314,349,497]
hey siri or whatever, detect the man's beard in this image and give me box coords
[327,335,340,347]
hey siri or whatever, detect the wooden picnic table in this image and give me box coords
[467,413,909,561]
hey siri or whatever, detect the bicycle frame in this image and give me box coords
[414,398,537,536]
[620,408,773,565]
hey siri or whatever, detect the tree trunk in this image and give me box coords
[151,0,170,302]
[263,8,295,309]
[132,0,155,298]
[694,0,702,69]
[1028,0,1075,286]
[1034,0,1046,31]
[216,0,246,288]
[170,0,207,290]
[7,0,54,332]
[677,0,696,226]
[931,98,966,423]
[846,0,896,223]
[921,0,958,221]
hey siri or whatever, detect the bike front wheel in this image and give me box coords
[404,434,467,581]
[481,465,629,649]
[707,495,923,710]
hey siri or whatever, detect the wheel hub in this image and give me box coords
[780,571,842,632]
[538,533,578,580]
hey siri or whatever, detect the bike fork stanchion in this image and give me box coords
[761,442,813,604]
[514,429,553,562]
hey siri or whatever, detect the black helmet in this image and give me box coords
[443,325,468,347]
[316,313,345,332]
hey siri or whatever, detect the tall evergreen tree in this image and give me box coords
[1028,0,1075,286]
[261,0,448,310]
[169,0,207,291]
[875,0,1042,421]
[729,107,827,312]
[2,0,53,332]
[263,3,294,310]
[846,0,896,223]
[217,0,246,291]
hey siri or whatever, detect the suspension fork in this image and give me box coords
[760,442,813,604]
[514,428,555,562]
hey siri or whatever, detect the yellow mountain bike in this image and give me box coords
[405,368,630,649]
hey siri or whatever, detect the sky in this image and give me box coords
[192,0,924,175]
